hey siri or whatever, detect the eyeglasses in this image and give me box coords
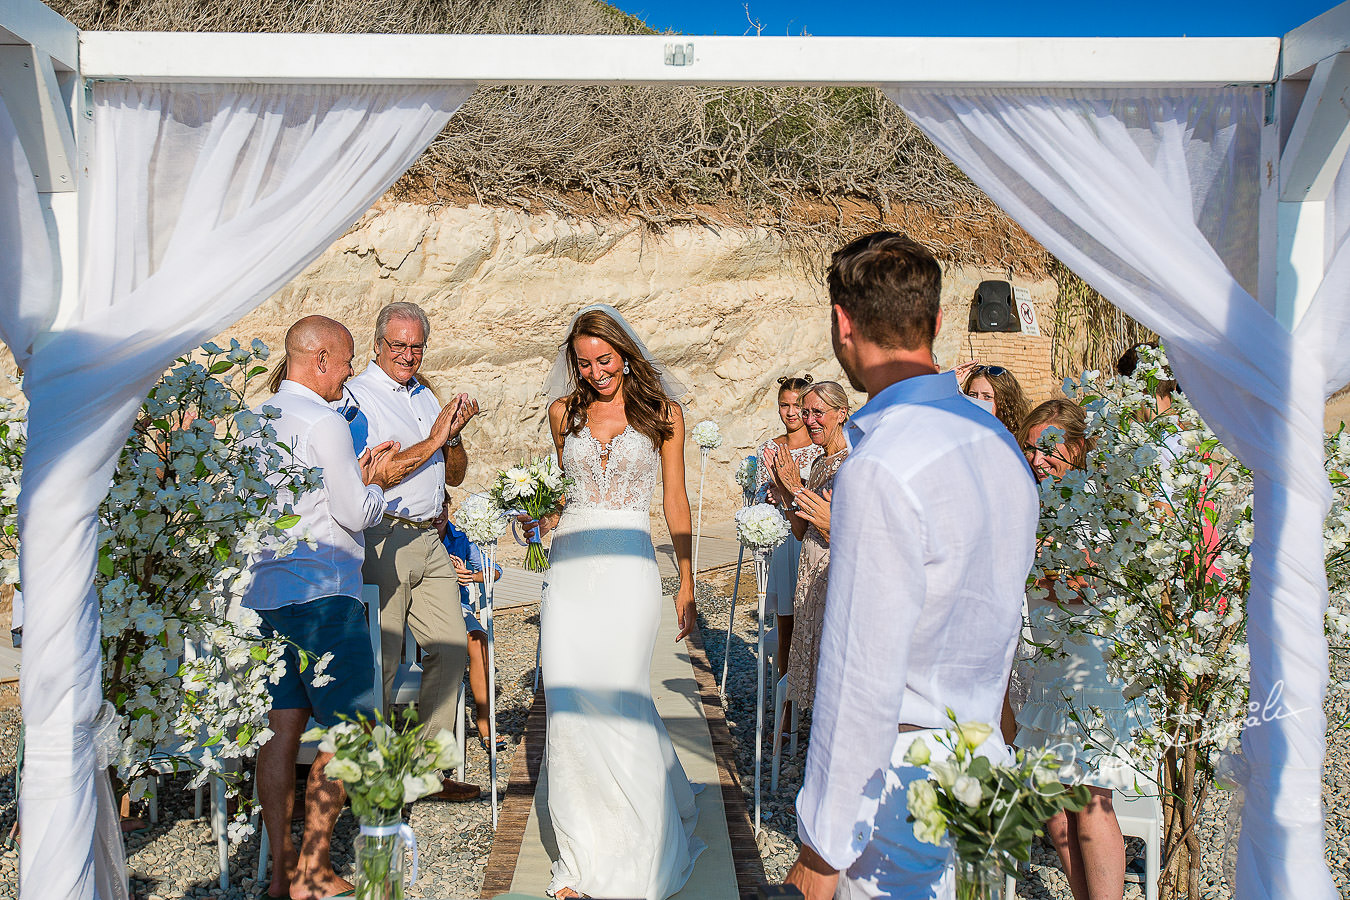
[382,337,426,357]
[801,408,835,420]
[975,365,1008,377]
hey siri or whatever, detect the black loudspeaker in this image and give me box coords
[969,280,1021,333]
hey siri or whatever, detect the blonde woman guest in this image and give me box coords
[757,375,823,684]
[1015,399,1144,900]
[769,381,850,708]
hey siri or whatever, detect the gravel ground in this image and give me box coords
[0,572,1346,899]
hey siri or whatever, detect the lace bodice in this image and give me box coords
[561,424,660,512]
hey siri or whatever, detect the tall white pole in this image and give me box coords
[753,550,770,835]
[692,446,709,593]
[481,540,499,829]
[718,542,745,698]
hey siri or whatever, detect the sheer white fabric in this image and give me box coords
[0,94,56,367]
[542,428,705,899]
[6,81,471,900]
[885,86,1347,900]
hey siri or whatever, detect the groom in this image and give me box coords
[784,233,1039,899]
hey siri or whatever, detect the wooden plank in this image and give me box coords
[481,688,547,899]
[684,623,767,900]
[78,32,1279,88]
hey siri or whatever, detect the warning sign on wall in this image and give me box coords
[1013,286,1041,336]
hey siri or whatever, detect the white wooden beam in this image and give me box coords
[0,0,77,72]
[1282,0,1350,80]
[1280,52,1350,202]
[78,32,1279,87]
[0,43,74,191]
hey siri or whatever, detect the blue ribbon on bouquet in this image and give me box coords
[504,507,541,547]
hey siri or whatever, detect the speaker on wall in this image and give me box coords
[969,280,1022,333]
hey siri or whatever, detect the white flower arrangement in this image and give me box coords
[734,503,791,552]
[691,419,722,450]
[904,710,1089,879]
[456,493,507,546]
[1030,344,1350,894]
[0,340,320,841]
[734,456,759,500]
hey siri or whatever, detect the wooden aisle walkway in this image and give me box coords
[480,601,764,900]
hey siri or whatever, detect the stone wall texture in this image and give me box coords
[0,201,1062,534]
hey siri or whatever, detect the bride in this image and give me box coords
[531,304,705,900]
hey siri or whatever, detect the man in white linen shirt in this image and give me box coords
[346,301,482,801]
[784,232,1040,900]
[245,316,403,900]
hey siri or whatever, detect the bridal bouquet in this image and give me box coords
[456,493,507,547]
[691,419,723,450]
[904,710,1090,895]
[489,455,572,571]
[304,709,460,899]
[735,503,790,554]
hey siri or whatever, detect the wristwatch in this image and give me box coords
[446,434,462,447]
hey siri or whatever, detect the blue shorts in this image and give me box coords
[257,595,379,727]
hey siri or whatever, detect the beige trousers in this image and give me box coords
[362,518,468,747]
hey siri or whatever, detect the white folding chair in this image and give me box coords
[366,583,467,783]
[1115,788,1162,900]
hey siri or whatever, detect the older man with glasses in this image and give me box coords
[346,301,482,802]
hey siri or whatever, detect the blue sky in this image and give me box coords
[613,0,1336,37]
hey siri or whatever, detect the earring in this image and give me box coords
[622,361,630,375]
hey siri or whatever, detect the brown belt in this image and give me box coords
[383,512,435,530]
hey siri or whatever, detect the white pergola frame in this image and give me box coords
[4,0,1350,897]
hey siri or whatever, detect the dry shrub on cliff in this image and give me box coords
[54,0,1144,367]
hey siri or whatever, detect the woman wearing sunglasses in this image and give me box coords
[1013,399,1140,900]
[961,362,1030,435]
[768,382,850,712]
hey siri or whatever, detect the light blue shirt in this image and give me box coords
[796,371,1040,872]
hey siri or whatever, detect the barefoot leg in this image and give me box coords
[290,751,353,900]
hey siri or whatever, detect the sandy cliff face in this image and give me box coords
[0,201,1058,532]
[222,202,1059,526]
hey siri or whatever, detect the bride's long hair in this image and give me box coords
[560,309,676,450]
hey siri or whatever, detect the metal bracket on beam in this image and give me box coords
[0,43,75,192]
[1280,51,1350,202]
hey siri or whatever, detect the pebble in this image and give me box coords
[0,573,1346,899]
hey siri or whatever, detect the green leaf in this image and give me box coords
[250,646,269,661]
[97,548,114,578]
[202,732,223,747]
[275,514,300,530]
[208,360,233,375]
[247,366,268,378]
[213,542,230,563]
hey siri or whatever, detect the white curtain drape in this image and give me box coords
[884,86,1346,900]
[8,81,472,900]
[0,94,56,366]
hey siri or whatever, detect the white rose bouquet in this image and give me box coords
[904,709,1090,890]
[456,493,507,547]
[489,454,573,571]
[303,708,459,898]
[734,503,791,553]
[691,419,722,450]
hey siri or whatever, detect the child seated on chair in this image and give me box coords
[434,500,505,752]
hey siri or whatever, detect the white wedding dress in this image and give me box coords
[541,423,705,900]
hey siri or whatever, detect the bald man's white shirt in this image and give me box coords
[347,362,446,521]
[795,372,1038,891]
[244,380,386,610]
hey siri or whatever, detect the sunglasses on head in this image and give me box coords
[975,365,1008,378]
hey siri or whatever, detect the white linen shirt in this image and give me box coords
[346,361,446,521]
[795,371,1040,872]
[243,381,386,611]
